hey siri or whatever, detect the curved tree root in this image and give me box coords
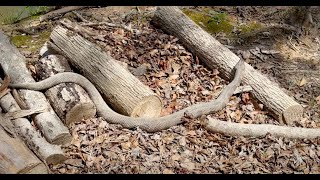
[205,117,320,139]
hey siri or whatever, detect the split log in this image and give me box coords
[0,31,72,145]
[0,88,67,165]
[205,117,320,139]
[0,123,48,174]
[152,7,303,125]
[35,53,96,125]
[50,21,162,118]
[39,6,92,22]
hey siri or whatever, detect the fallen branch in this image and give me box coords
[205,117,320,139]
[39,6,93,22]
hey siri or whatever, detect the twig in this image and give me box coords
[40,6,95,22]
[72,11,89,23]
[81,21,140,34]
[4,107,48,120]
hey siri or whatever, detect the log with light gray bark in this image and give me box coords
[0,88,67,165]
[0,31,72,145]
[0,123,48,174]
[50,19,162,118]
[152,6,303,125]
[35,52,96,125]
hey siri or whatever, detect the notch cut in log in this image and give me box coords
[35,52,96,125]
[50,19,162,118]
[0,31,72,145]
[152,7,303,125]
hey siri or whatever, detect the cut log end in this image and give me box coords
[46,154,68,165]
[52,133,72,145]
[282,104,304,125]
[131,95,162,118]
[66,102,96,125]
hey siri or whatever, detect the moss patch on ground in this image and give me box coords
[182,8,234,35]
[11,31,51,53]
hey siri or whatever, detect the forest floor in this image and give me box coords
[1,6,319,174]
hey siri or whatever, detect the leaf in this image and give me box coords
[299,77,307,87]
[171,62,181,75]
[121,142,131,150]
[180,161,195,171]
[163,169,174,174]
[315,95,320,105]
[241,92,251,104]
[171,154,181,161]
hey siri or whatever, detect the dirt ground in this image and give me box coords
[1,6,319,174]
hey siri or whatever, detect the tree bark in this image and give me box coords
[50,23,162,118]
[0,31,72,145]
[0,90,67,165]
[35,53,96,125]
[152,7,303,125]
[0,118,48,174]
[205,117,320,139]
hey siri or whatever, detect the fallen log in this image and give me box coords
[35,53,96,125]
[205,117,320,139]
[50,19,162,118]
[0,31,72,145]
[0,87,67,165]
[152,6,303,125]
[0,117,48,174]
[39,6,92,22]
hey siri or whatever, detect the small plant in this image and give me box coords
[0,9,24,24]
[25,6,49,16]
[182,9,234,35]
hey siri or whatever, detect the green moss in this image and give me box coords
[238,22,263,35]
[11,31,51,53]
[182,9,234,35]
[11,35,32,47]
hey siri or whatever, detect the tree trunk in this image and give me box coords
[50,23,162,118]
[0,31,72,145]
[35,54,96,125]
[0,90,67,165]
[0,119,48,174]
[152,7,303,125]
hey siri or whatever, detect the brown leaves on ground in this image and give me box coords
[47,7,320,174]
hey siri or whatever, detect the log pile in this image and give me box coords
[35,51,96,125]
[1,6,319,174]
